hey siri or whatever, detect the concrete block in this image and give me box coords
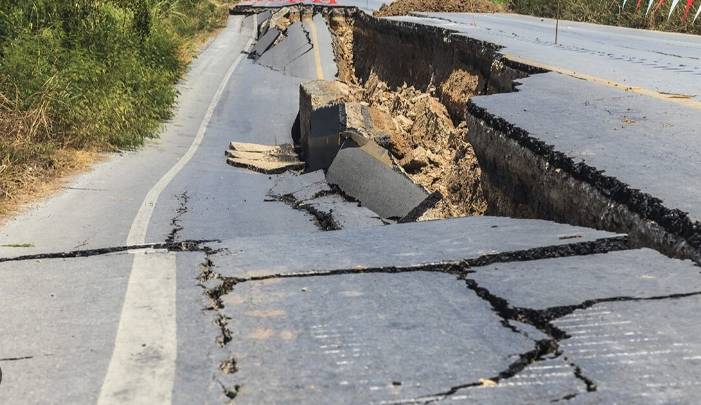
[255,10,272,38]
[326,144,431,220]
[305,101,399,172]
[306,103,344,171]
[299,80,349,156]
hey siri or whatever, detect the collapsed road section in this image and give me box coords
[320,7,700,262]
[241,5,701,263]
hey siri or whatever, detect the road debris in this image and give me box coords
[226,141,304,174]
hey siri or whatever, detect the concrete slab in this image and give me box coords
[220,272,539,404]
[306,103,343,171]
[249,27,280,59]
[255,10,272,37]
[257,21,315,78]
[453,249,701,402]
[470,73,701,224]
[471,249,701,310]
[226,142,303,174]
[555,297,701,403]
[326,145,429,219]
[211,216,622,278]
[303,193,384,229]
[299,80,350,156]
[267,171,383,229]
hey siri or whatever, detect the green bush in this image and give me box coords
[0,0,229,151]
[510,0,701,34]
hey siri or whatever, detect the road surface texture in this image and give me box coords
[1,3,700,405]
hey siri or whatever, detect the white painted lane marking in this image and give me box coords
[98,250,177,405]
[98,15,256,405]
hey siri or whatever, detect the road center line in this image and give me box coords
[305,15,325,80]
[506,54,701,110]
[98,15,256,405]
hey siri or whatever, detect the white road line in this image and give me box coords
[98,16,256,405]
[98,250,178,405]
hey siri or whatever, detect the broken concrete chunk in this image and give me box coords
[305,100,400,172]
[255,10,272,38]
[269,7,291,31]
[326,144,434,219]
[226,142,303,174]
[249,28,280,60]
[299,80,350,155]
[227,158,302,174]
[306,103,344,171]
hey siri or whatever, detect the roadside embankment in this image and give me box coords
[0,0,233,217]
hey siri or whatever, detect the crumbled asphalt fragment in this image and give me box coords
[220,358,239,374]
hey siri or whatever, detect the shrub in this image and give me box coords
[0,0,232,212]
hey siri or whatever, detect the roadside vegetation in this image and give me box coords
[377,0,700,34]
[511,0,701,34]
[0,0,233,216]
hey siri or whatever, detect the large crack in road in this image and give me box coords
[206,235,629,400]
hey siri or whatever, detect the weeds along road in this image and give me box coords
[0,13,311,403]
[1,3,701,405]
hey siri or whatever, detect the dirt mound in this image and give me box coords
[347,73,487,219]
[375,0,506,17]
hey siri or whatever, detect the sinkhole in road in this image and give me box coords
[321,8,701,262]
[327,10,502,220]
[239,4,700,261]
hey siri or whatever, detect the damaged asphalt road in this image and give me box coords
[2,4,701,405]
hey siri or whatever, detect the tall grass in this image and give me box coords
[0,0,232,212]
[511,0,701,34]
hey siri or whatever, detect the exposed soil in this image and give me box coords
[328,13,487,219]
[348,74,487,219]
[375,0,506,17]
[328,14,356,84]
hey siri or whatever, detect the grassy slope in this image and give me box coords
[0,0,234,216]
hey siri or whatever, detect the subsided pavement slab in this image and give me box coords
[396,12,701,102]
[470,72,701,223]
[210,216,622,278]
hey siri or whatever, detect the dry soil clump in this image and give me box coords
[375,0,506,17]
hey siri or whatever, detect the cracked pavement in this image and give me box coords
[1,5,701,405]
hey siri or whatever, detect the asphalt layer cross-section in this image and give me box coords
[1,6,701,405]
